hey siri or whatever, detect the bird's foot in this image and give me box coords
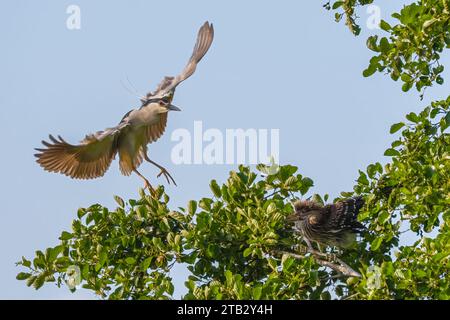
[157,168,177,186]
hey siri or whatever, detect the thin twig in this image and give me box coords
[263,188,282,200]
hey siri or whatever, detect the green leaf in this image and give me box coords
[379,20,391,31]
[400,73,412,82]
[422,18,438,30]
[366,36,379,52]
[99,251,108,267]
[243,247,252,257]
[26,275,37,287]
[346,277,359,286]
[379,37,390,53]
[141,257,152,271]
[33,274,45,290]
[114,195,125,208]
[402,82,413,92]
[252,286,262,300]
[125,257,136,265]
[59,231,73,241]
[371,237,383,251]
[406,112,419,123]
[225,270,233,286]
[424,166,435,179]
[445,111,450,127]
[378,211,390,224]
[47,245,63,262]
[16,272,32,280]
[210,180,222,198]
[198,198,213,211]
[384,148,400,157]
[77,208,87,219]
[363,64,377,77]
[188,200,197,215]
[390,122,405,134]
[357,171,369,186]
[282,255,294,271]
[332,1,344,10]
[311,194,324,205]
[20,257,31,268]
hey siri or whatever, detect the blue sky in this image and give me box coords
[0,1,448,299]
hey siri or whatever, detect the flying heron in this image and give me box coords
[35,22,214,194]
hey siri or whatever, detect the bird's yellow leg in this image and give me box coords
[143,153,177,186]
[133,169,156,195]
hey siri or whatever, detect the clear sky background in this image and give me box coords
[0,1,448,299]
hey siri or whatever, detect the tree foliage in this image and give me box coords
[17,1,450,299]
[328,0,450,94]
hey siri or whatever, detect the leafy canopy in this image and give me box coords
[328,0,450,94]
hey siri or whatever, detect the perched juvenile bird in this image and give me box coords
[286,196,365,249]
[35,22,214,193]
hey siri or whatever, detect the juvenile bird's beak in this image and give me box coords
[168,104,181,111]
[285,214,299,222]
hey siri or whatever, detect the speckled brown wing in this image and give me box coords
[35,124,127,179]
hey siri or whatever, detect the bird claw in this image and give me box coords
[157,168,177,186]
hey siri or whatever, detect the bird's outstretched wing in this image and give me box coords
[35,122,128,179]
[148,21,214,99]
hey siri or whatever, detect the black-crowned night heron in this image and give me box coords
[286,196,365,249]
[35,22,214,194]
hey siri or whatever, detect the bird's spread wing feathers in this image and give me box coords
[144,112,168,145]
[35,121,129,179]
[149,21,214,98]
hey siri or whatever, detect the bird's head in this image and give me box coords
[294,200,322,213]
[142,91,181,114]
[285,200,323,222]
[156,93,181,113]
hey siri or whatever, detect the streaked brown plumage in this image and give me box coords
[35,22,214,193]
[287,196,365,248]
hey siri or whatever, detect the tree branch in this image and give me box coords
[276,250,361,278]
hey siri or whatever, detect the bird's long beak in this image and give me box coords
[168,104,181,111]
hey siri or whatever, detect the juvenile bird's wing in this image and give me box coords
[327,197,365,232]
[35,122,129,179]
[149,21,214,98]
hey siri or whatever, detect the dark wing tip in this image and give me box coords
[203,21,214,32]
